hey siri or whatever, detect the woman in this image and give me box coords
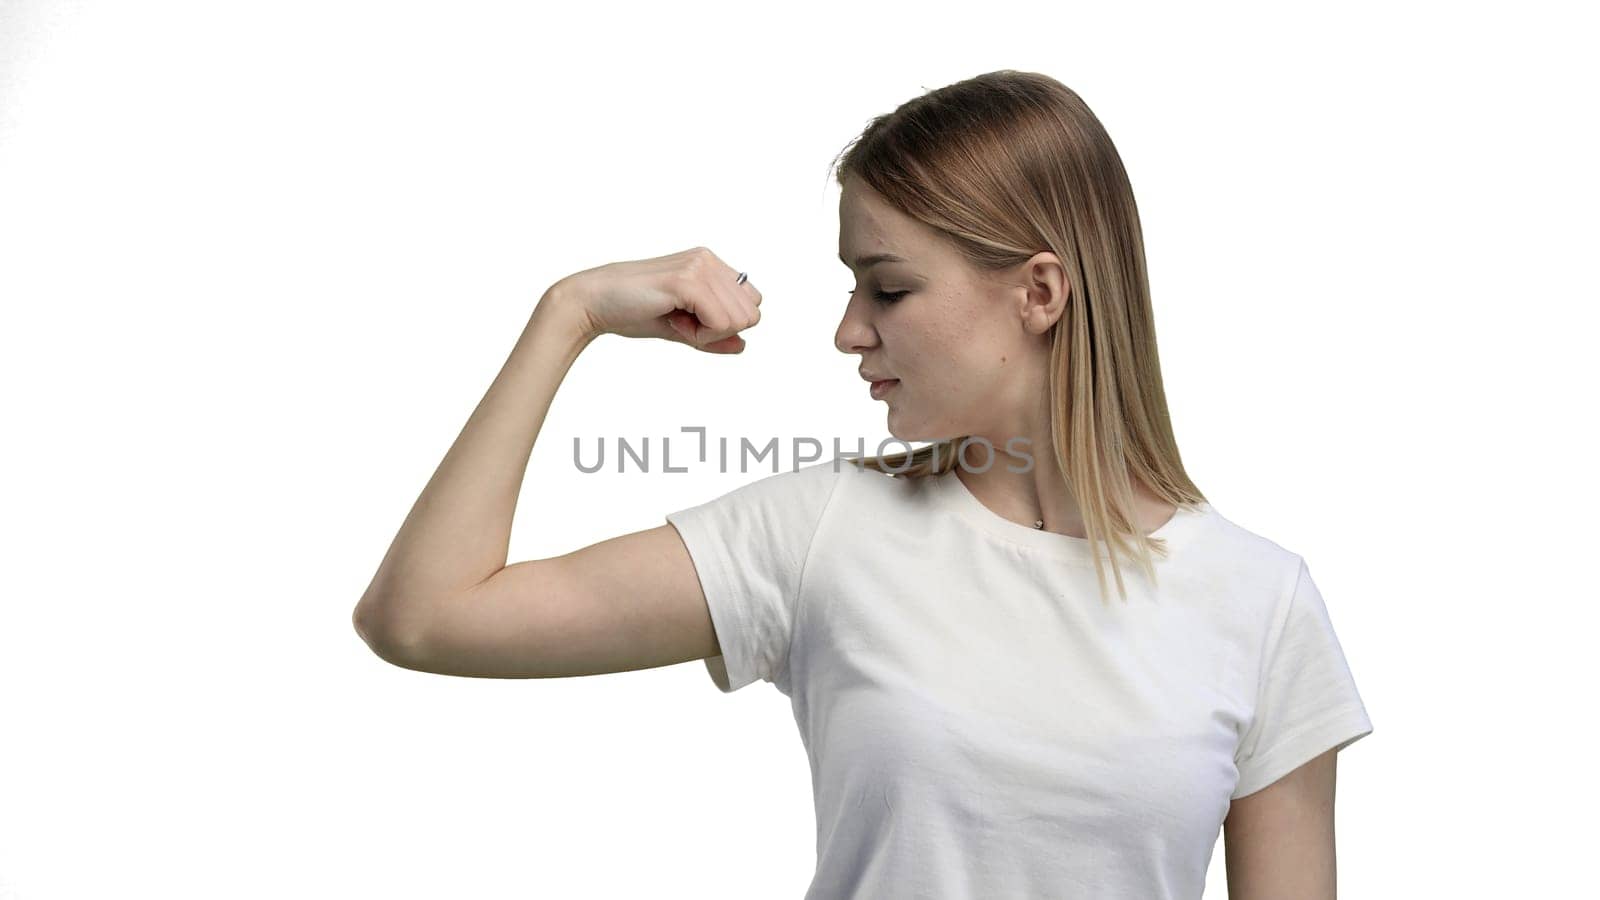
[353,70,1373,899]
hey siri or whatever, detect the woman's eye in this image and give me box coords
[846,289,909,305]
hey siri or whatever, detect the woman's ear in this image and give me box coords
[1018,252,1069,334]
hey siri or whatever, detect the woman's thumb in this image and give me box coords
[665,311,696,342]
[664,309,744,352]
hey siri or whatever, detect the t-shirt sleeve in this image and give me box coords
[664,460,845,694]
[1231,556,1374,799]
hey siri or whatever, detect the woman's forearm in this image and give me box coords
[353,282,596,650]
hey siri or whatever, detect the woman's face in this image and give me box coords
[834,176,1067,446]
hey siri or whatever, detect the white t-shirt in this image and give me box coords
[666,458,1373,899]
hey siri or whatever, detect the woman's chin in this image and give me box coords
[885,412,933,444]
[887,408,973,446]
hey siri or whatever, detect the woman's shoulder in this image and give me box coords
[1181,502,1309,597]
[753,455,936,515]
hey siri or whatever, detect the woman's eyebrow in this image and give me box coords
[838,252,910,268]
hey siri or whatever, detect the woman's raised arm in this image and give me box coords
[351,247,762,676]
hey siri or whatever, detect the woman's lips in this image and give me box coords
[869,378,900,400]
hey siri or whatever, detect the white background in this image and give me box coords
[2,1,1594,897]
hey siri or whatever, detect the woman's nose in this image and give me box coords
[834,300,877,355]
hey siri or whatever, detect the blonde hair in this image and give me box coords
[829,70,1206,604]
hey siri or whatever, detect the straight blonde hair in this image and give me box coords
[829,70,1206,604]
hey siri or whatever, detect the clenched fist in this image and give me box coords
[549,246,763,354]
